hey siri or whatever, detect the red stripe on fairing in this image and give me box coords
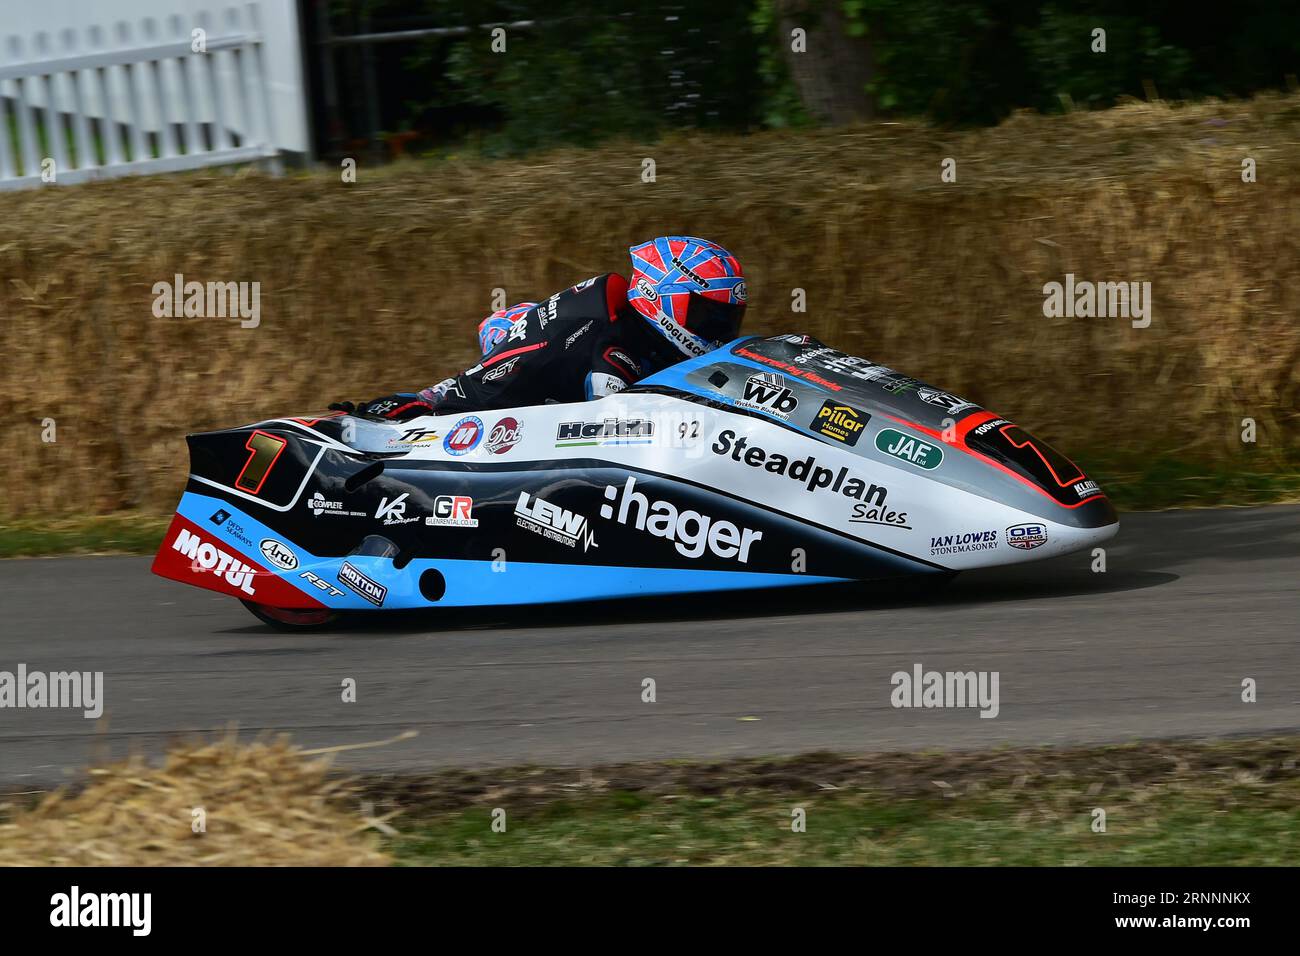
[151,514,327,608]
[384,401,430,419]
[481,341,546,367]
[877,411,1107,510]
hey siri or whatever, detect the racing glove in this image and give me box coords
[336,394,435,421]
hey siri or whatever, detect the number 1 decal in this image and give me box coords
[236,431,288,494]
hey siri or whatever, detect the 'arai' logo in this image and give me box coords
[259,538,299,570]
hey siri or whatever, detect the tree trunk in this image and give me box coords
[775,0,876,124]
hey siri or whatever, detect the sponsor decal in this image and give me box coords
[711,430,907,525]
[635,277,658,301]
[735,347,842,391]
[917,386,977,415]
[970,417,1010,438]
[849,502,911,530]
[556,418,654,447]
[307,492,365,518]
[810,401,869,446]
[656,313,708,355]
[930,530,997,556]
[733,281,747,302]
[875,427,944,470]
[1006,523,1048,550]
[600,476,762,563]
[507,316,529,342]
[571,276,599,292]
[738,372,798,417]
[259,538,299,571]
[209,508,254,547]
[769,333,811,345]
[670,254,710,288]
[485,417,522,454]
[588,372,627,396]
[514,492,597,551]
[564,319,594,349]
[426,495,479,528]
[482,356,521,382]
[537,296,559,328]
[1073,479,1103,500]
[299,571,344,598]
[375,493,418,526]
[389,427,440,445]
[171,527,257,595]
[793,346,837,365]
[443,416,484,456]
[338,562,387,606]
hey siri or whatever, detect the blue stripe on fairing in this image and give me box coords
[177,491,852,610]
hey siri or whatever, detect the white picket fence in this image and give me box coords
[0,3,281,190]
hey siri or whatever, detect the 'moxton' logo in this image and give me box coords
[172,528,257,595]
[600,476,762,563]
[515,492,597,551]
[338,562,387,606]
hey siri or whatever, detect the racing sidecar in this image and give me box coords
[152,334,1119,627]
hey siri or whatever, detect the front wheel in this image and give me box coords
[240,600,340,631]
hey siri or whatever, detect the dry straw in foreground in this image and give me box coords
[0,734,391,866]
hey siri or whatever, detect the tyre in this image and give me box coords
[240,600,340,631]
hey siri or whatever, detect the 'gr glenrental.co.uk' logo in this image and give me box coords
[151,272,261,328]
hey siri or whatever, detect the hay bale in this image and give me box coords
[0,735,390,866]
[1,93,1297,519]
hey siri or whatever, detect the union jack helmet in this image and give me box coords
[627,236,746,358]
[477,301,537,355]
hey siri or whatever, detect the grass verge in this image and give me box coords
[0,513,171,558]
[370,738,1300,866]
[3,737,1294,866]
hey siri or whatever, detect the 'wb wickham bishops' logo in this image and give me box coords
[738,372,798,417]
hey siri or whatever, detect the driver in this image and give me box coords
[334,236,747,419]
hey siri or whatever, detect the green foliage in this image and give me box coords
[325,0,1300,146]
[1020,5,1193,108]
[432,0,763,154]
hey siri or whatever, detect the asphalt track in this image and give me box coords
[2,505,1297,787]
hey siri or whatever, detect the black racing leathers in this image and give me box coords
[420,274,681,413]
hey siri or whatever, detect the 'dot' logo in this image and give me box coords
[443,416,484,456]
[486,417,522,454]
